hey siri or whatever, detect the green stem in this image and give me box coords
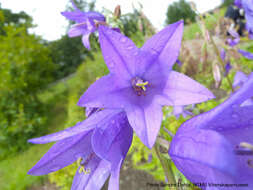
[154,144,176,187]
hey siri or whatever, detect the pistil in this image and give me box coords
[131,77,149,96]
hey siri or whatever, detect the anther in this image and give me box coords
[136,81,149,91]
[131,77,149,96]
[77,155,93,174]
[239,142,253,151]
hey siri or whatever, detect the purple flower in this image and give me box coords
[220,49,232,76]
[61,0,105,50]
[77,21,215,148]
[225,61,232,76]
[169,73,253,187]
[235,0,253,39]
[28,109,133,190]
[238,49,253,60]
[226,29,240,47]
[234,0,242,8]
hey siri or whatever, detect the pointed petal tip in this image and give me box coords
[178,19,184,25]
[60,11,67,16]
[77,99,85,107]
[146,142,154,149]
[27,168,39,176]
[27,137,46,144]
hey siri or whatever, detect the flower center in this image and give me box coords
[131,77,149,96]
[77,153,95,174]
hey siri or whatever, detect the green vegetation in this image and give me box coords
[0,19,55,158]
[166,0,196,25]
[0,78,68,190]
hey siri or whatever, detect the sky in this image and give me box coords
[1,0,222,41]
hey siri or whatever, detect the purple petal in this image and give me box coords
[86,18,95,31]
[241,98,253,106]
[112,27,121,33]
[28,109,122,144]
[219,119,253,187]
[108,158,123,190]
[68,24,89,38]
[233,71,248,88]
[84,11,106,22]
[234,0,242,8]
[98,25,139,79]
[92,113,133,190]
[91,112,131,161]
[28,131,93,175]
[61,11,87,23]
[157,71,215,106]
[169,74,253,187]
[224,61,232,76]
[82,33,91,50]
[169,129,237,185]
[85,107,99,117]
[181,73,253,133]
[141,20,184,69]
[238,49,253,60]
[125,103,162,148]
[226,38,240,47]
[249,30,253,39]
[71,157,111,190]
[228,29,240,39]
[77,74,131,108]
[61,10,105,23]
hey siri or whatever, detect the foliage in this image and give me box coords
[221,0,235,7]
[0,7,33,35]
[48,35,95,79]
[0,24,55,159]
[0,78,68,190]
[166,0,196,25]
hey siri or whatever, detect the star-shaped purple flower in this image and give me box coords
[169,72,253,188]
[61,0,105,49]
[77,21,215,148]
[28,109,133,190]
[235,0,253,39]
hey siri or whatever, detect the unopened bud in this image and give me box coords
[212,62,221,88]
[114,5,121,19]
